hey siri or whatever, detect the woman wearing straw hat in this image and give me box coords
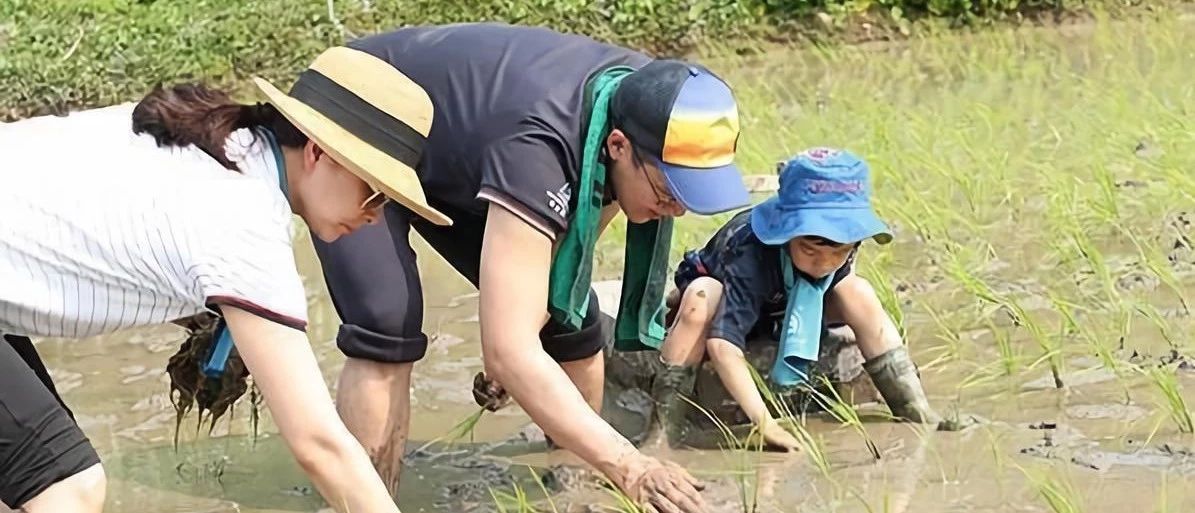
[0,47,436,513]
[308,23,751,512]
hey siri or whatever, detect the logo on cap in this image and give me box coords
[799,147,842,163]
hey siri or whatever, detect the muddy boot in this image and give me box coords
[640,357,698,448]
[864,346,943,425]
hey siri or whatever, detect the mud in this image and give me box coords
[599,321,878,446]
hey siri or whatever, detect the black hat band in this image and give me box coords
[289,69,425,169]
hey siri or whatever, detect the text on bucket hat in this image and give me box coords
[253,46,451,226]
[749,147,892,246]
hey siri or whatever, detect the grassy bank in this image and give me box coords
[0,0,1174,121]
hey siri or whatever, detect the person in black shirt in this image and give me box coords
[310,23,751,512]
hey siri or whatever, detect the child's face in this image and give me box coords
[787,236,856,279]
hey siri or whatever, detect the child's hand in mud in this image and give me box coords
[472,371,511,412]
[937,412,986,432]
[622,455,709,513]
[758,419,802,452]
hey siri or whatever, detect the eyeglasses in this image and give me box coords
[360,188,390,211]
[639,164,680,210]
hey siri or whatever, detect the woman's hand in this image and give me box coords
[472,371,511,412]
[220,305,401,513]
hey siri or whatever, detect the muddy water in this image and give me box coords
[26,15,1195,513]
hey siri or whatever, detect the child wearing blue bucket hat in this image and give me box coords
[640,147,943,451]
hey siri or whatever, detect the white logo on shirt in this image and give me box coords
[546,183,572,218]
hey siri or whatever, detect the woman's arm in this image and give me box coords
[221,305,400,513]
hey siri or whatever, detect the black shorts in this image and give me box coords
[312,201,608,364]
[0,335,101,508]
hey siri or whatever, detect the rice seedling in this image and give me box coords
[414,406,486,453]
[526,466,560,513]
[987,319,1020,377]
[1142,364,1194,434]
[982,427,1013,498]
[1089,164,1121,224]
[858,254,905,341]
[742,365,836,481]
[945,255,1063,388]
[489,480,537,513]
[680,394,765,513]
[1019,465,1084,513]
[1048,290,1107,367]
[1134,302,1179,350]
[1120,225,1190,314]
[918,299,965,368]
[806,375,881,460]
[1066,224,1120,306]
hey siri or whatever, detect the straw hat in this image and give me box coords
[253,46,451,226]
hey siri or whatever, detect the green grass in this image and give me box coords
[4,0,1155,122]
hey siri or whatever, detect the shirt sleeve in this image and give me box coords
[828,246,859,289]
[189,186,308,331]
[475,130,574,240]
[706,244,772,350]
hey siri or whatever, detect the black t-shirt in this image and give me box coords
[676,210,856,349]
[349,23,652,237]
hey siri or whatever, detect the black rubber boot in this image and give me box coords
[864,346,943,425]
[640,357,698,448]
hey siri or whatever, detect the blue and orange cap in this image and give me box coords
[610,60,750,215]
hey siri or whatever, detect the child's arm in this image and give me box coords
[705,338,771,422]
[706,337,801,451]
[697,242,802,451]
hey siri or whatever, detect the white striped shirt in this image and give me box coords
[0,103,308,337]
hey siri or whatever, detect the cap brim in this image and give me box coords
[658,162,750,215]
[750,198,893,246]
[253,77,452,226]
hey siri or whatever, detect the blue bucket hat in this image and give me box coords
[750,148,892,246]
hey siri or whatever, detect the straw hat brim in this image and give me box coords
[253,77,452,226]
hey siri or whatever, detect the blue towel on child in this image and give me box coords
[769,252,835,387]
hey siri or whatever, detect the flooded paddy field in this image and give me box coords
[23,13,1195,513]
